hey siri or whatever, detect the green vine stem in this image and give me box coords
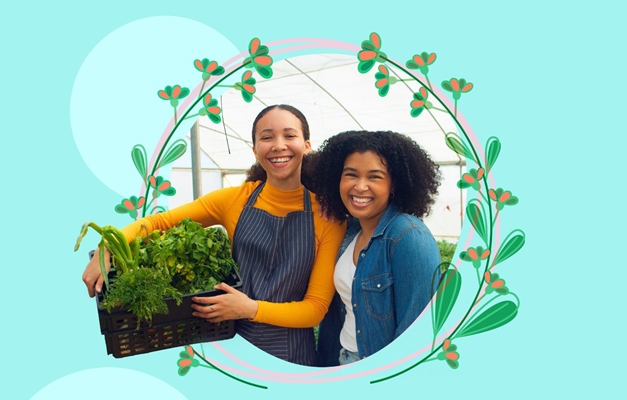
[140,61,251,218]
[192,348,268,389]
[370,56,497,385]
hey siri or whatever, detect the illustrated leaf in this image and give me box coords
[466,200,488,245]
[434,268,462,335]
[256,66,273,79]
[485,136,501,173]
[131,144,148,182]
[158,139,187,169]
[406,59,420,69]
[456,300,518,338]
[358,60,376,74]
[445,132,475,161]
[208,113,221,124]
[212,66,225,76]
[493,229,525,266]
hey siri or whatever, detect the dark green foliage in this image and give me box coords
[437,240,457,264]
[101,267,182,328]
[140,218,238,295]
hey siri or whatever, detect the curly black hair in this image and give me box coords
[312,130,441,222]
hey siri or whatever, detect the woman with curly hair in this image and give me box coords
[314,130,442,366]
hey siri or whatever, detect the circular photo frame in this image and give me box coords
[101,34,525,388]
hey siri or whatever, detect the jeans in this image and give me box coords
[339,348,360,365]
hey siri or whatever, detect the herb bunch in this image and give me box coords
[75,218,238,327]
[140,218,237,294]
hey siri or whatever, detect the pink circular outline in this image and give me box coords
[145,37,492,384]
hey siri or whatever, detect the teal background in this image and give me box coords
[3,0,625,398]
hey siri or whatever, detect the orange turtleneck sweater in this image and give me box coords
[120,180,345,328]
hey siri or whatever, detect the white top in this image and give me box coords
[334,232,359,352]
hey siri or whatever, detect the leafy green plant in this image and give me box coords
[74,218,238,327]
[140,218,238,294]
[437,240,457,264]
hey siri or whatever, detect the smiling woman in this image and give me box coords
[312,130,442,366]
[82,104,346,367]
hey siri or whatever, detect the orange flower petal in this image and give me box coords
[413,55,425,67]
[375,78,389,88]
[137,197,145,208]
[243,70,253,80]
[468,248,478,260]
[450,78,460,92]
[157,90,170,100]
[172,85,181,98]
[243,84,255,94]
[206,61,218,73]
[179,359,192,367]
[492,280,505,289]
[186,346,194,357]
[481,249,491,259]
[206,106,221,115]
[427,53,436,64]
[359,50,377,61]
[411,100,424,108]
[419,87,428,99]
[123,199,134,210]
[489,189,497,201]
[443,339,451,350]
[370,32,381,49]
[253,55,272,66]
[484,271,491,282]
[249,38,260,55]
[499,191,512,202]
[462,82,474,92]
[445,352,459,361]
[477,168,485,179]
[194,60,204,70]
[462,174,475,184]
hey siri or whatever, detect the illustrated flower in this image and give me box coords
[357,32,387,74]
[234,70,257,103]
[457,168,485,190]
[484,271,509,295]
[441,78,473,101]
[410,87,429,118]
[193,58,225,81]
[199,93,222,124]
[148,175,176,197]
[114,195,146,220]
[243,38,273,79]
[488,188,519,210]
[460,246,491,269]
[157,85,190,108]
[437,339,460,369]
[374,65,391,97]
[405,52,437,75]
[177,345,200,376]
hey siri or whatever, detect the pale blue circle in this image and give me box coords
[29,368,188,400]
[70,16,238,197]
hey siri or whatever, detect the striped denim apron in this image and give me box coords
[232,182,316,366]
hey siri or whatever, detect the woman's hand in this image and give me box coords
[82,247,112,298]
[191,283,259,323]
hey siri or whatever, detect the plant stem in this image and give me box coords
[193,349,267,389]
[141,62,250,218]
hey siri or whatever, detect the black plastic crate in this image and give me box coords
[104,317,235,358]
[96,267,242,333]
[87,250,242,357]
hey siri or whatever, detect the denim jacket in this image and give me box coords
[317,203,440,366]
